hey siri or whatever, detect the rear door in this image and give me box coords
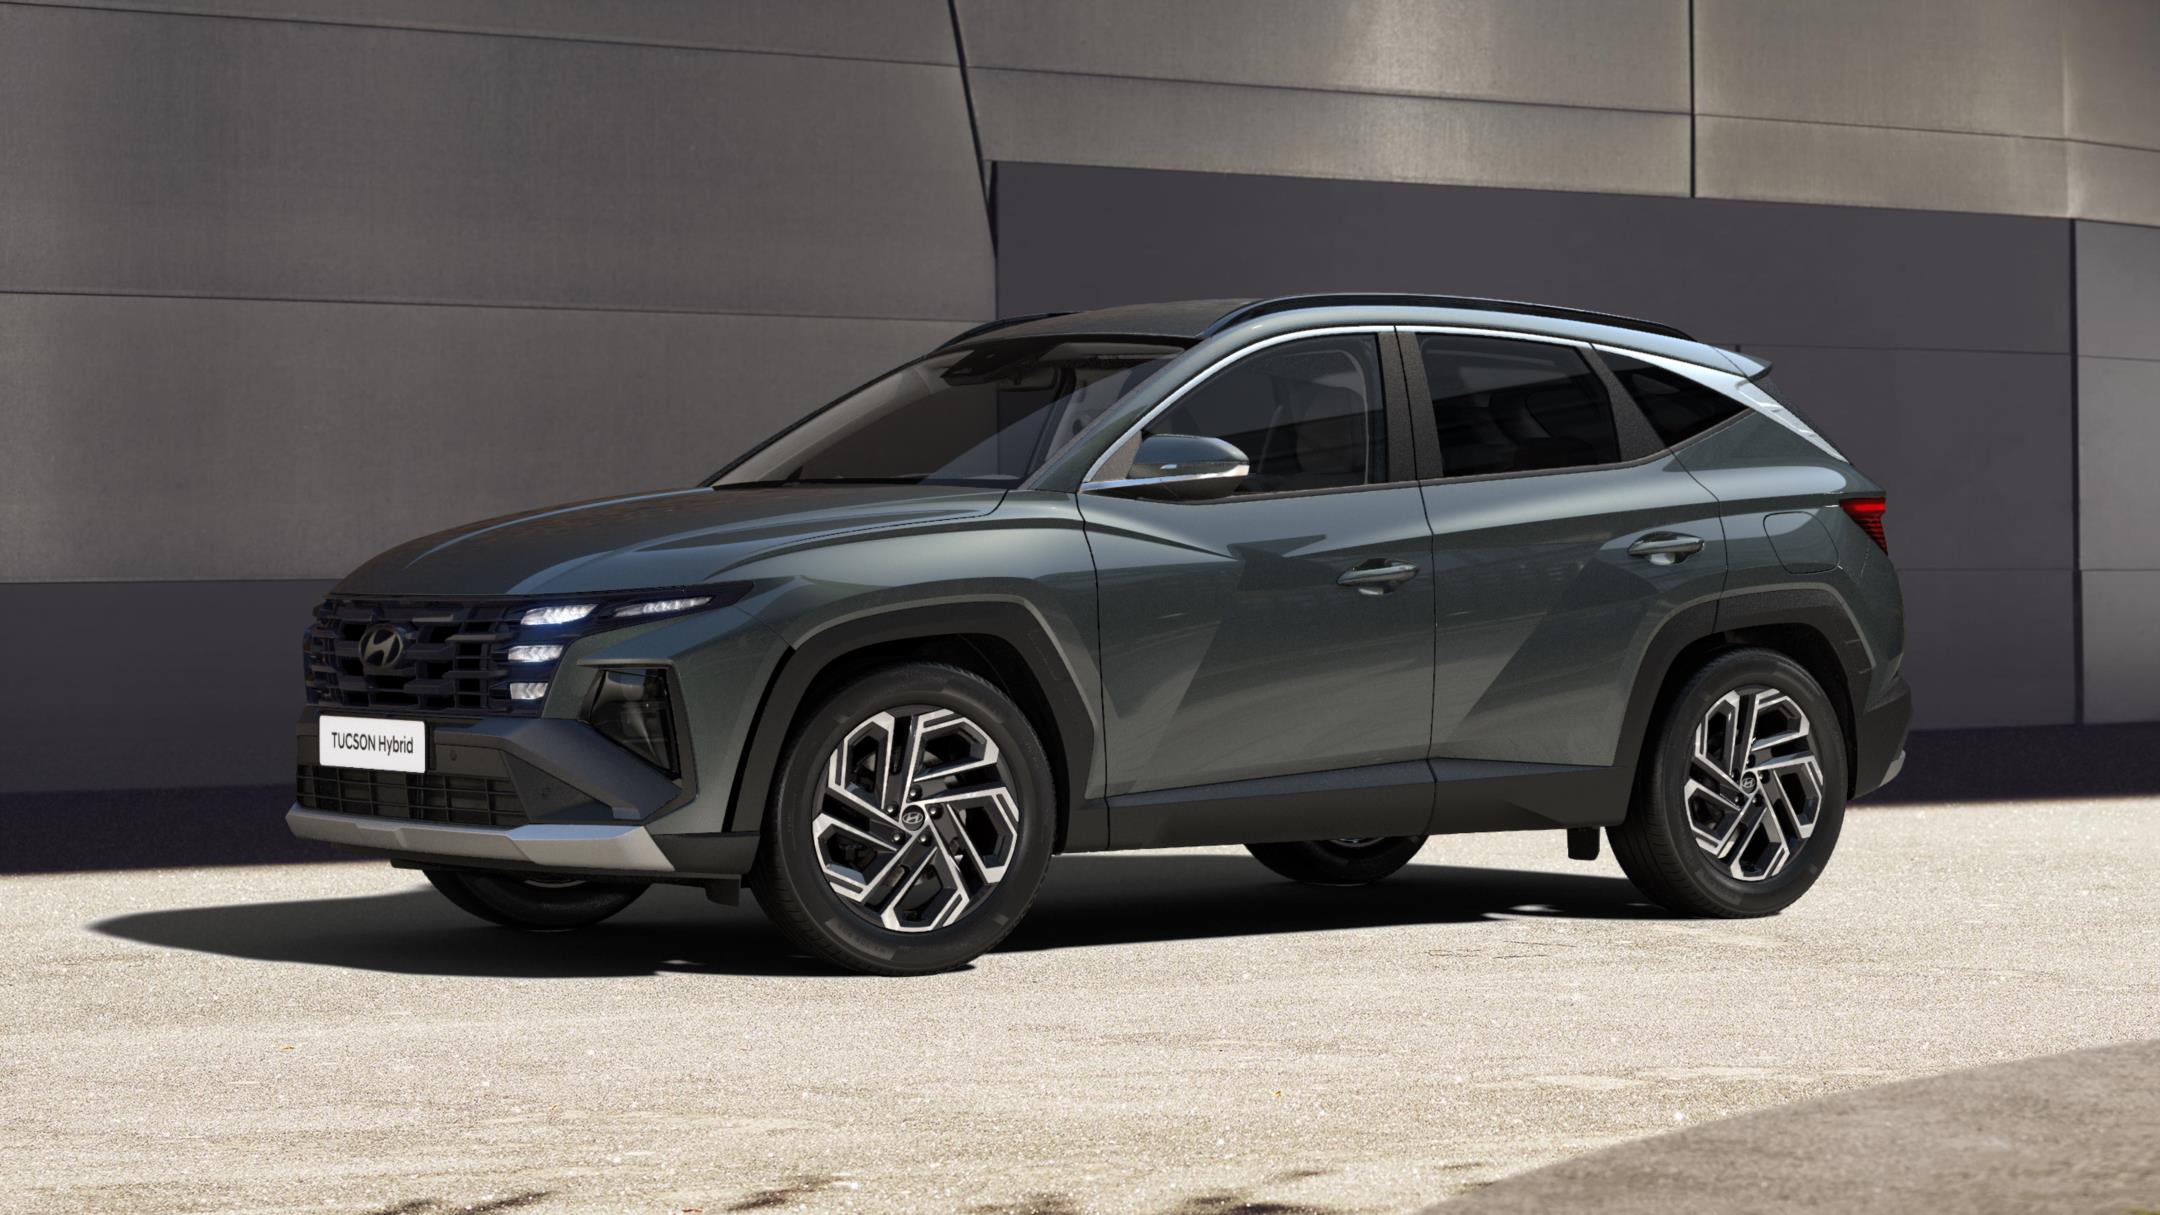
[1403,329,1727,778]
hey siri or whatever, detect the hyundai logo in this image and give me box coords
[359,623,412,674]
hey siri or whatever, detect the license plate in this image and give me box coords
[318,715,426,774]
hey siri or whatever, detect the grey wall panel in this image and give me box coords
[1695,0,2065,138]
[969,71,1690,197]
[2076,357,2160,571]
[1696,116,2069,217]
[958,0,1688,112]
[1744,347,2073,572]
[0,4,990,318]
[2065,0,2160,152]
[0,580,333,792]
[992,164,2071,355]
[2075,221,2160,360]
[10,0,959,63]
[0,294,970,583]
[2083,571,2160,723]
[1898,571,2077,729]
[2070,142,2160,229]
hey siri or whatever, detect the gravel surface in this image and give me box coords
[6,798,2157,1214]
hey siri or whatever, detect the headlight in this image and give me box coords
[585,668,679,774]
[613,596,712,619]
[521,604,595,627]
[509,681,551,702]
[506,644,563,664]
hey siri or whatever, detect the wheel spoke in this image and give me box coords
[1684,778,1750,856]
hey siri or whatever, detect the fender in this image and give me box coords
[1511,587,1874,830]
[723,601,1104,849]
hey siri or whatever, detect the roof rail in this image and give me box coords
[1203,294,1693,342]
[936,312,1073,349]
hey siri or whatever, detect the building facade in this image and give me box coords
[4,0,2157,791]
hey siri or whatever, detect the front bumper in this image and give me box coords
[287,806,675,871]
[288,712,760,878]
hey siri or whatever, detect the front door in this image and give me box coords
[1078,331,1437,845]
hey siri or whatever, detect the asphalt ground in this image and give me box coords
[6,797,2157,1214]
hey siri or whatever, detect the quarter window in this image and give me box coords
[1142,334,1387,494]
[1603,352,1746,447]
[1416,335,1620,477]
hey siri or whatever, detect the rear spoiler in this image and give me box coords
[1719,347,1774,384]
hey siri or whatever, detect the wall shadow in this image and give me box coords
[88,853,1665,979]
[3,784,336,874]
[1855,722,2160,805]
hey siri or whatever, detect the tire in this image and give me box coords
[423,868,647,930]
[1246,835,1428,886]
[747,662,1056,975]
[1609,647,1849,918]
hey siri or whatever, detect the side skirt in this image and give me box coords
[1096,756,1630,851]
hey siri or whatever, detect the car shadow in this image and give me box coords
[88,853,1670,979]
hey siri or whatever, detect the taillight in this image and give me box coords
[1840,496,1888,552]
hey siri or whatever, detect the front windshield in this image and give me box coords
[712,337,1186,488]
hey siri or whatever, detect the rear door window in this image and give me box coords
[1415,335,1620,477]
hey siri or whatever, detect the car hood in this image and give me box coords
[335,484,1005,598]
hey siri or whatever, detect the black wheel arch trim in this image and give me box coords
[722,601,1103,849]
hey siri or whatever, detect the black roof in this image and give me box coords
[943,293,1692,348]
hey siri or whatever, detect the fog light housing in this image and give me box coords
[585,667,678,775]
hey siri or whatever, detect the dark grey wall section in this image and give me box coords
[0,4,989,317]
[1743,346,2073,572]
[2082,572,2160,724]
[994,162,2079,728]
[993,163,2069,354]
[0,294,966,582]
[2074,220,2160,723]
[2075,221,2160,361]
[1898,572,2078,729]
[0,581,333,792]
[24,0,960,63]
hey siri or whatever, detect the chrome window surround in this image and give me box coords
[1077,321,1783,491]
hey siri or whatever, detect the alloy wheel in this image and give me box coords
[1684,686,1827,882]
[813,707,1023,932]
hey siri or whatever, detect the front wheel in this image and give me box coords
[1246,835,1428,886]
[748,662,1056,975]
[423,868,647,930]
[1609,648,1849,918]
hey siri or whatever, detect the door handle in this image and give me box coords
[1628,532,1705,565]
[1337,560,1419,594]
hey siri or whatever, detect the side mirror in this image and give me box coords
[1084,434,1249,501]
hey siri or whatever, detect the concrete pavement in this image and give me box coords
[5,798,2158,1213]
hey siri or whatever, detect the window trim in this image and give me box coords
[1398,324,1668,484]
[1078,325,1410,500]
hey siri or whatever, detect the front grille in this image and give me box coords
[296,763,526,828]
[304,598,535,716]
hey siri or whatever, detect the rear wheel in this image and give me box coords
[1245,835,1428,886]
[423,868,647,930]
[748,662,1056,975]
[1610,648,1848,917]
